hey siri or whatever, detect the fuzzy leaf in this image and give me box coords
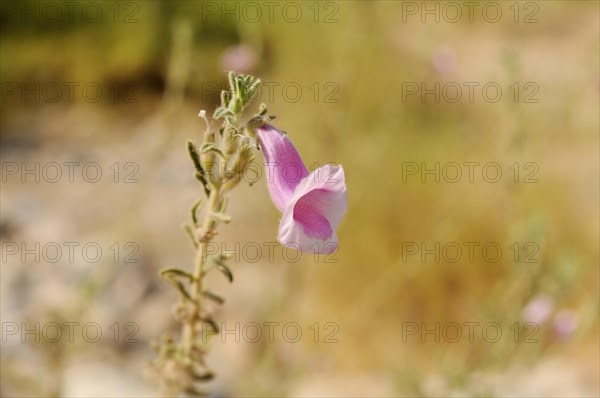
[160,268,194,281]
[183,224,198,248]
[160,270,193,301]
[202,316,220,333]
[211,258,233,283]
[194,172,210,197]
[191,369,215,382]
[190,198,203,225]
[187,140,204,175]
[210,211,231,224]
[214,106,232,119]
[201,144,225,159]
[203,290,225,304]
[218,251,235,262]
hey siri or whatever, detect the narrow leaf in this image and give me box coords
[191,369,215,382]
[160,272,192,301]
[194,172,210,197]
[220,90,229,107]
[218,251,235,261]
[182,224,198,248]
[187,141,204,175]
[211,258,233,283]
[228,71,236,92]
[202,317,220,333]
[159,268,194,281]
[210,211,231,224]
[203,290,225,304]
[190,198,203,225]
[201,144,225,159]
[214,106,232,119]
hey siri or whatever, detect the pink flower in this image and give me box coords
[553,310,578,340]
[522,295,553,325]
[220,44,257,73]
[256,124,347,254]
[431,45,457,76]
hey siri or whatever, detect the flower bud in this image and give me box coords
[237,140,253,174]
[223,126,238,155]
[220,90,230,108]
[222,139,254,191]
[200,131,220,186]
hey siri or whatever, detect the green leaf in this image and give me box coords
[229,97,242,114]
[187,140,204,175]
[247,80,261,100]
[159,269,193,300]
[214,106,233,119]
[219,251,235,261]
[211,258,233,283]
[234,75,243,96]
[228,71,236,92]
[202,316,220,333]
[220,90,230,107]
[191,369,215,382]
[201,144,225,159]
[159,268,194,281]
[194,172,210,197]
[189,141,211,197]
[210,211,231,224]
[259,102,268,116]
[190,198,203,225]
[182,224,198,248]
[203,290,225,304]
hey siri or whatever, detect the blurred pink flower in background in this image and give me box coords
[522,295,554,325]
[220,44,257,73]
[553,310,578,340]
[431,45,457,76]
[256,124,347,254]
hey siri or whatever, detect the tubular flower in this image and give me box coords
[256,124,347,254]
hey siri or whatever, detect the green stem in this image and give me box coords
[164,72,260,395]
[181,188,220,357]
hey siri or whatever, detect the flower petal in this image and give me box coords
[279,209,339,254]
[256,124,309,212]
[278,164,347,254]
[292,164,347,230]
[293,189,335,240]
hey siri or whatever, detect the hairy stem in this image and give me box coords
[182,187,221,358]
[154,72,263,396]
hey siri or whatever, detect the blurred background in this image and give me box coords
[1,0,599,396]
